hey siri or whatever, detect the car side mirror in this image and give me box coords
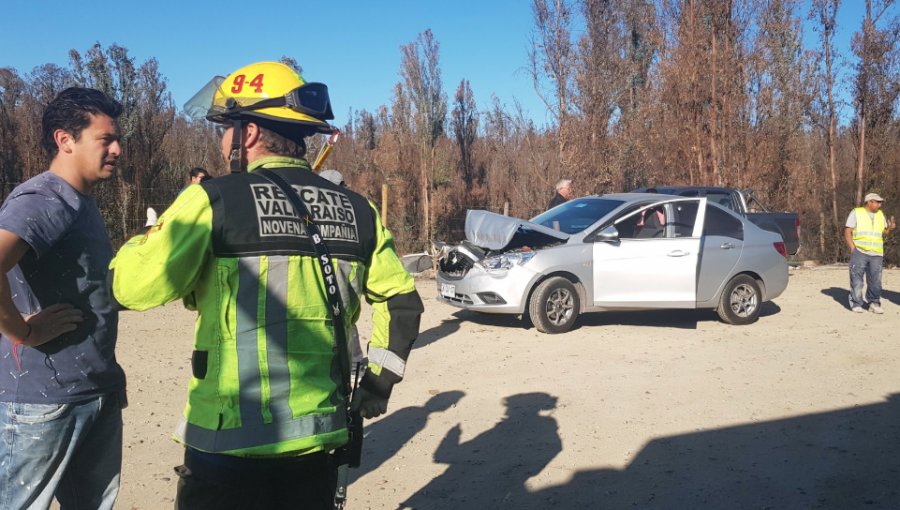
[596,225,619,243]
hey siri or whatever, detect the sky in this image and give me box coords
[0,0,888,130]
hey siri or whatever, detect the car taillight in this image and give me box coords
[795,217,801,240]
[773,241,787,258]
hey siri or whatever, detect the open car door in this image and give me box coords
[592,197,707,308]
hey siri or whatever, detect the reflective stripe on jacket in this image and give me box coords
[110,156,423,456]
[852,207,886,255]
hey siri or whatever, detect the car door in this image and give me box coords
[696,203,745,302]
[592,198,706,308]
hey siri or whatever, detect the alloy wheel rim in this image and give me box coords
[546,288,574,326]
[730,283,758,318]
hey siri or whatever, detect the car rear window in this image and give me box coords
[703,204,744,240]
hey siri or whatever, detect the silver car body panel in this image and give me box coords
[435,193,789,317]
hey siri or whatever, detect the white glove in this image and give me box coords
[145,207,158,227]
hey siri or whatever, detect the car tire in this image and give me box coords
[717,274,761,325]
[529,277,580,334]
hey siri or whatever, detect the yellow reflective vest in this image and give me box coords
[852,207,886,255]
[110,156,423,456]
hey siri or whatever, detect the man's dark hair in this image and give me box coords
[257,124,307,159]
[189,167,210,180]
[41,87,123,156]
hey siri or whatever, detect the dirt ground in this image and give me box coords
[111,266,900,509]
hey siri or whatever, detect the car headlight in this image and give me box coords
[478,251,536,271]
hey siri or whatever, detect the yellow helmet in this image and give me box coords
[185,61,334,135]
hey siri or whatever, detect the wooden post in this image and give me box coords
[503,201,509,216]
[381,183,388,226]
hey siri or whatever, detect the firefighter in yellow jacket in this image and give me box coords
[110,62,424,509]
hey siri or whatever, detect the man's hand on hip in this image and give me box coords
[24,303,84,347]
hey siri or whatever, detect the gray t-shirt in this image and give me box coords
[0,171,124,403]
[846,210,882,257]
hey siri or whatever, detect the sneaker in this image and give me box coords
[851,306,865,313]
[870,304,884,314]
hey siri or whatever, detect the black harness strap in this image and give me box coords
[255,168,360,509]
[228,118,244,173]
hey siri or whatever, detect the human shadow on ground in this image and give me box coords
[390,392,900,509]
[822,286,900,309]
[822,286,851,309]
[526,393,900,509]
[400,392,561,510]
[351,391,466,481]
[881,289,900,306]
[417,311,529,345]
[414,317,464,349]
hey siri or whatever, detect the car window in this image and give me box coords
[612,200,699,239]
[616,205,667,239]
[531,198,625,234]
[703,191,735,211]
[669,201,699,237]
[703,204,744,240]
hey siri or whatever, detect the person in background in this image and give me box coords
[319,169,345,187]
[188,167,211,185]
[547,179,573,210]
[177,168,212,198]
[845,191,895,314]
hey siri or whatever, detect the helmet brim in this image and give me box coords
[240,108,334,134]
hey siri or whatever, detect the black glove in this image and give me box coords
[350,386,388,419]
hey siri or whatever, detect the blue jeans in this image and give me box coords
[849,249,883,308]
[0,392,123,510]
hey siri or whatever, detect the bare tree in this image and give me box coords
[69,44,175,238]
[852,0,897,204]
[2,3,899,264]
[451,79,478,188]
[811,0,842,256]
[279,56,303,75]
[0,69,26,196]
[400,29,447,248]
[529,0,576,167]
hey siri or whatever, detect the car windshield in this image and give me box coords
[531,198,625,234]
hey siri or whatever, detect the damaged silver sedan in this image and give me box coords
[436,194,789,334]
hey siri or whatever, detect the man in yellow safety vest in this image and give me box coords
[844,192,895,314]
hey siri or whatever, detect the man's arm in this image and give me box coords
[0,230,82,347]
[110,186,213,310]
[844,227,856,252]
[353,203,424,418]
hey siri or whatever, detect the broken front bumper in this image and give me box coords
[435,263,538,314]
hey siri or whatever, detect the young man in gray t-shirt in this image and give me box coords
[0,88,125,509]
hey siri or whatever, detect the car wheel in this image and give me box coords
[529,277,580,334]
[717,275,761,325]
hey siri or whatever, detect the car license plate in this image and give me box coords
[440,283,456,298]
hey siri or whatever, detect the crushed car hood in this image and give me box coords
[465,210,569,251]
